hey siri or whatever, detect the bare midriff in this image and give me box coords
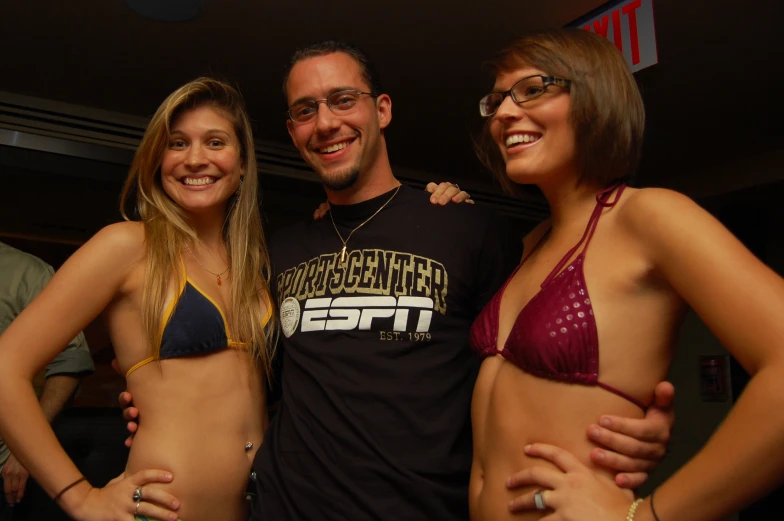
[125,349,265,521]
[469,356,639,521]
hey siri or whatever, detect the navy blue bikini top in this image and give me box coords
[125,258,272,378]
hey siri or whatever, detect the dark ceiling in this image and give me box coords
[1,0,782,192]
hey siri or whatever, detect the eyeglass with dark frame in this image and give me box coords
[478,74,572,117]
[287,89,376,123]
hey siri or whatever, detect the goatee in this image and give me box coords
[321,168,360,191]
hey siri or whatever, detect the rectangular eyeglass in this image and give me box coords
[288,89,375,123]
[479,75,571,117]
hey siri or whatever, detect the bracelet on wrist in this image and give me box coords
[626,498,644,521]
[52,476,87,502]
[650,488,662,521]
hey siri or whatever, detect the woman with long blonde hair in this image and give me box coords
[0,77,274,521]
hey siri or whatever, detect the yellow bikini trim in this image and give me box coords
[125,356,155,378]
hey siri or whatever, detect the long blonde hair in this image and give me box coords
[120,77,276,379]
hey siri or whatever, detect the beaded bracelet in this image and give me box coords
[53,476,87,502]
[626,498,644,521]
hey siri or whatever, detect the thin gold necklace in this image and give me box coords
[184,243,230,285]
[328,184,402,264]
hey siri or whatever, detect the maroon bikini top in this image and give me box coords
[469,184,646,410]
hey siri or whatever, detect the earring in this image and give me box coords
[236,176,244,195]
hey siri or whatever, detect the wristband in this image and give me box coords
[650,489,662,521]
[53,476,87,502]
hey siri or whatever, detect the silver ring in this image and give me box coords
[465,192,472,199]
[452,183,460,191]
[534,489,547,511]
[135,500,141,515]
[132,486,143,502]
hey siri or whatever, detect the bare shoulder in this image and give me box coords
[62,221,147,285]
[83,221,145,261]
[616,187,708,239]
[615,187,749,273]
[619,186,697,221]
[91,221,145,249]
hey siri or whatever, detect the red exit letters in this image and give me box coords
[584,0,643,64]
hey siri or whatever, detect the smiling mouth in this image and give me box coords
[505,133,542,147]
[316,138,354,154]
[183,177,216,186]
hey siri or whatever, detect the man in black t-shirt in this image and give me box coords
[249,41,674,521]
[257,183,520,520]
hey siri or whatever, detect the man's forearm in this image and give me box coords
[39,375,79,423]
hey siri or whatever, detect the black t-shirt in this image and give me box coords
[252,185,521,521]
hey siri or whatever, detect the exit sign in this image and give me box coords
[569,0,658,72]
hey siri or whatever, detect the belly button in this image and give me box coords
[245,442,253,451]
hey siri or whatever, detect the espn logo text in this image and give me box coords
[301,295,435,333]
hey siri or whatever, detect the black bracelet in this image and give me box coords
[52,476,86,502]
[649,488,662,521]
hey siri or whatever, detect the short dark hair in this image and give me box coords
[282,40,384,99]
[476,28,645,192]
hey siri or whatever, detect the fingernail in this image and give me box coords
[165,472,173,480]
[524,444,532,453]
[594,449,605,461]
[589,426,602,438]
[617,475,627,486]
[600,417,612,428]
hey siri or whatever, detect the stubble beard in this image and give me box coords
[318,165,361,191]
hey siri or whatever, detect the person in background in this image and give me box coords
[0,241,94,521]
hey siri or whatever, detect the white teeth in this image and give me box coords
[183,177,215,186]
[319,141,349,153]
[505,134,541,147]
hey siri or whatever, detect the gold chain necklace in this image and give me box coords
[184,242,230,285]
[328,184,402,264]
